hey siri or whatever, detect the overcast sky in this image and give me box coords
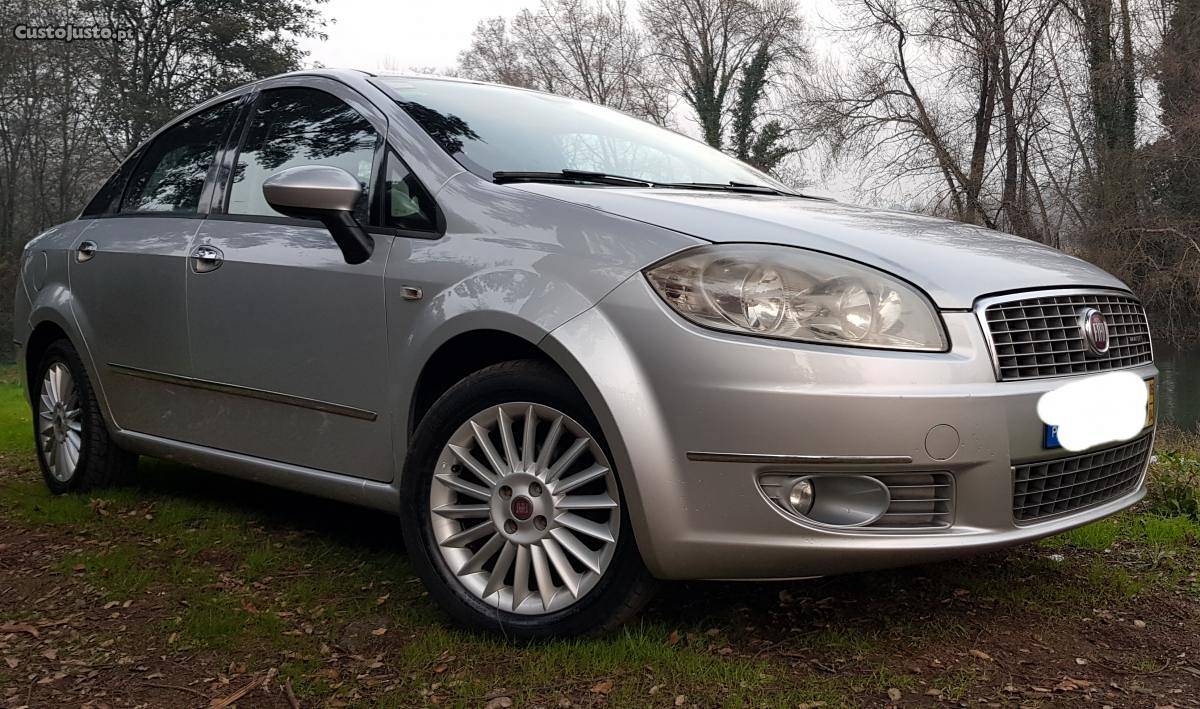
[297,0,537,74]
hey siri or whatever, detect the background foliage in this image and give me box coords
[0,0,327,356]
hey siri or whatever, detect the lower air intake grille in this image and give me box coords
[759,472,954,530]
[1013,434,1151,523]
[875,473,955,529]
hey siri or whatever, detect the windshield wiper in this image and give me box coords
[659,181,799,196]
[493,171,817,198]
[493,170,657,187]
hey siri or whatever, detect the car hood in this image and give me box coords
[510,185,1128,309]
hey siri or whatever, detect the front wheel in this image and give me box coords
[401,360,655,638]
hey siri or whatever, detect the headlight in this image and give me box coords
[644,244,947,351]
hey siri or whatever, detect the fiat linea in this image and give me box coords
[13,70,1156,637]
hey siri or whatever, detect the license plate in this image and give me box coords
[1042,377,1155,450]
[1044,423,1061,449]
[1145,378,1157,428]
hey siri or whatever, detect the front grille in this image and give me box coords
[982,291,1151,381]
[759,472,954,530]
[1012,434,1151,523]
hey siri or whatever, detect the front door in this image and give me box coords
[181,81,394,481]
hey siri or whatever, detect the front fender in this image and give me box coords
[539,279,682,578]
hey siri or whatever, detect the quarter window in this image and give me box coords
[83,149,142,216]
[121,101,236,214]
[227,87,379,223]
[383,151,437,231]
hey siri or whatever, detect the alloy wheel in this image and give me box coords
[429,403,620,615]
[38,362,83,482]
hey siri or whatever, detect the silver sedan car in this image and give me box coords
[13,70,1156,638]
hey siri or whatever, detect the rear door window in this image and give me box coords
[121,101,236,214]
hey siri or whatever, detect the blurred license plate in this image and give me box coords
[1042,377,1155,450]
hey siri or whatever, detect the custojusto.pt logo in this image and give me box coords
[12,23,130,42]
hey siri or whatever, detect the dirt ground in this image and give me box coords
[0,454,1198,708]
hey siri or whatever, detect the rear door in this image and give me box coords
[69,100,238,439]
[180,79,396,480]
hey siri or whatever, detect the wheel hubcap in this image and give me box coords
[430,403,620,615]
[38,362,82,482]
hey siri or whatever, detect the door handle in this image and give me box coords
[190,244,223,273]
[76,240,97,262]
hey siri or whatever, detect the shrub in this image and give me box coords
[1147,449,1200,519]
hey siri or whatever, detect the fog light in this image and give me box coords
[787,479,815,515]
[766,474,892,527]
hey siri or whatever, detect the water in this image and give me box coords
[1157,346,1200,432]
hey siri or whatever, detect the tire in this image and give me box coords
[32,339,137,494]
[401,359,656,639]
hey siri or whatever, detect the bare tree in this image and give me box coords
[796,0,1071,240]
[459,0,671,123]
[640,0,807,148]
[798,0,997,224]
[457,17,534,89]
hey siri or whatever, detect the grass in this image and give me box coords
[0,361,1198,706]
[1148,447,1200,519]
[0,364,31,461]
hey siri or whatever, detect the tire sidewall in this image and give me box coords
[32,343,91,494]
[400,362,646,639]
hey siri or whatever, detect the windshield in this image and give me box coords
[377,77,787,190]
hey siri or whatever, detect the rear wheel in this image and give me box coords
[33,340,136,494]
[401,360,655,638]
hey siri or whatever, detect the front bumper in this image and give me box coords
[543,277,1155,580]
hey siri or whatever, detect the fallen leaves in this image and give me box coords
[0,623,39,638]
[209,674,267,709]
[590,679,613,694]
[969,648,993,661]
[1055,676,1093,692]
[887,687,902,701]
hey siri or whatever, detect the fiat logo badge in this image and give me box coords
[1079,308,1109,355]
[511,497,533,521]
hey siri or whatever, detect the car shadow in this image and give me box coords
[127,456,1066,640]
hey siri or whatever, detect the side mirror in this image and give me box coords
[262,165,374,264]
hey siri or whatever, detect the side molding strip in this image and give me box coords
[686,451,914,465]
[109,363,378,421]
